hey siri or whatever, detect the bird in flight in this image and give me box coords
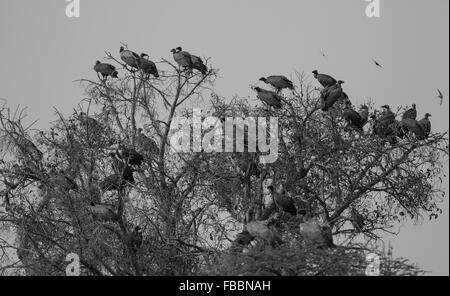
[436,88,444,105]
[372,58,382,68]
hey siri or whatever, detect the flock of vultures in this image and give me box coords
[92,46,437,250]
[1,46,437,258]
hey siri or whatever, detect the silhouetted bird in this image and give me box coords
[175,47,208,75]
[120,46,141,69]
[312,70,337,88]
[418,113,432,139]
[259,76,294,93]
[94,61,118,79]
[436,89,444,106]
[321,80,344,111]
[139,53,159,77]
[402,104,417,120]
[268,184,297,216]
[253,87,283,109]
[372,58,383,68]
[171,47,192,69]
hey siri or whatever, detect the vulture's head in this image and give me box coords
[252,86,261,92]
[361,105,369,110]
[259,77,267,83]
[425,113,432,118]
[119,46,124,52]
[140,53,148,58]
[412,104,416,109]
[338,80,345,85]
[95,60,101,65]
[312,70,318,76]
[176,46,183,51]
[170,48,177,53]
[381,105,390,111]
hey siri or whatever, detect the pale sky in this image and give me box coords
[0,0,448,275]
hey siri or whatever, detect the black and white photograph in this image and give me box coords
[0,0,448,282]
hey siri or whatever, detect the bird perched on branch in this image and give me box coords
[321,80,344,111]
[100,165,135,191]
[175,47,208,75]
[343,102,368,132]
[418,113,432,139]
[259,76,294,94]
[400,118,426,140]
[15,135,43,163]
[402,104,417,121]
[252,87,283,109]
[171,47,192,69]
[116,146,144,168]
[139,53,159,78]
[312,70,337,88]
[120,46,140,69]
[94,61,118,80]
[136,128,159,158]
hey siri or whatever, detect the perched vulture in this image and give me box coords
[100,165,135,191]
[119,46,140,69]
[343,102,367,131]
[371,115,400,145]
[268,184,297,216]
[312,70,337,88]
[116,146,144,168]
[246,221,282,247]
[259,76,294,93]
[379,105,396,125]
[253,87,283,109]
[418,113,432,139]
[400,118,426,140]
[93,61,118,79]
[178,47,208,75]
[136,128,159,157]
[299,218,334,248]
[171,47,192,69]
[402,104,417,121]
[89,202,118,222]
[139,53,159,78]
[321,81,344,111]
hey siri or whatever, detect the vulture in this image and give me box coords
[119,46,140,69]
[321,81,344,111]
[312,70,337,88]
[253,87,283,109]
[436,89,444,106]
[171,47,192,69]
[89,202,118,222]
[299,218,334,248]
[343,102,368,132]
[379,105,396,125]
[259,76,294,93]
[177,47,208,75]
[100,165,135,191]
[400,118,426,140]
[402,104,417,120]
[268,184,297,216]
[139,53,159,78]
[418,113,432,139]
[136,128,159,157]
[93,61,118,79]
[246,221,282,247]
[116,146,144,168]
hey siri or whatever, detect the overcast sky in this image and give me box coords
[0,0,448,275]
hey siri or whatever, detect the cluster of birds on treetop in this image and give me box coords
[93,46,208,81]
[251,69,435,142]
[233,70,440,250]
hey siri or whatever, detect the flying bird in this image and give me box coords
[372,58,383,68]
[436,89,444,105]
